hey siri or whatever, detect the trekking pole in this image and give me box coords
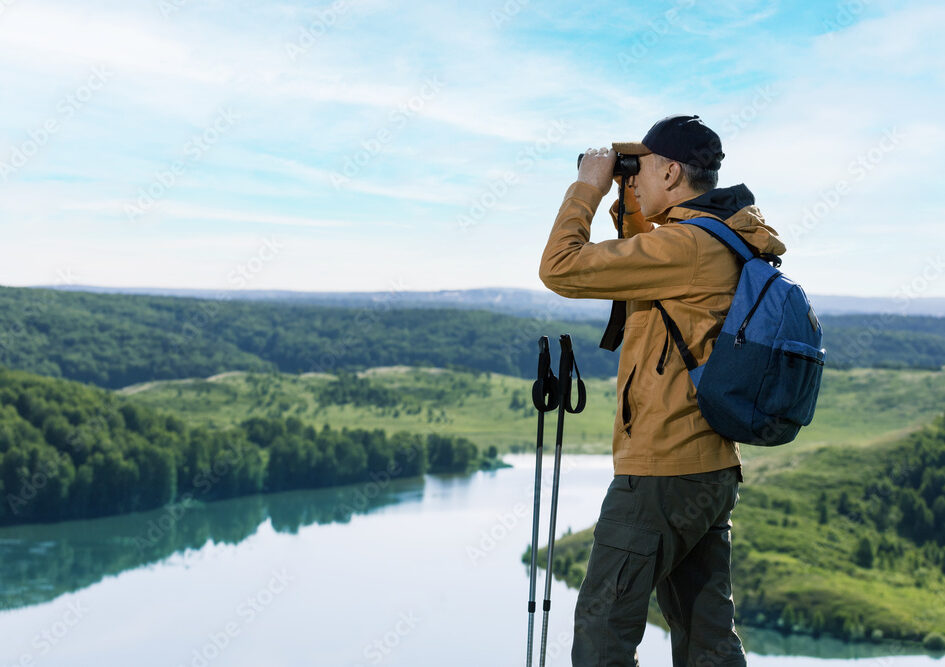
[527,336,558,667]
[538,334,586,667]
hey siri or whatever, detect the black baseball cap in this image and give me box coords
[613,114,724,170]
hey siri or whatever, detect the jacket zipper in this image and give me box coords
[622,367,635,436]
[656,325,671,375]
[734,272,780,347]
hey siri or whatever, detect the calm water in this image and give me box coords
[0,454,939,666]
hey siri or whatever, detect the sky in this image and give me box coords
[0,0,942,298]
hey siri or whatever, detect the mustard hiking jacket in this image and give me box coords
[539,181,787,476]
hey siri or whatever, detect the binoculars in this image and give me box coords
[577,151,640,178]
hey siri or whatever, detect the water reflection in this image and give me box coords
[0,476,425,611]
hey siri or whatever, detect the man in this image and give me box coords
[539,114,786,666]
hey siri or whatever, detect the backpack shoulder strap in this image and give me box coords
[678,216,756,264]
[653,301,698,371]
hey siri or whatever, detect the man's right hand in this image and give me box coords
[577,147,616,196]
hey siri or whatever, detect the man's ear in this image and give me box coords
[664,161,685,191]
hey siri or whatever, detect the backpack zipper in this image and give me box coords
[784,349,824,365]
[734,272,780,348]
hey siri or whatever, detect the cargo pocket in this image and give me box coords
[619,365,637,437]
[759,339,826,425]
[591,517,660,599]
[574,518,661,663]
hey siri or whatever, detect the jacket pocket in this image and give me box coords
[620,365,637,437]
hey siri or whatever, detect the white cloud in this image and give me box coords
[1,0,941,296]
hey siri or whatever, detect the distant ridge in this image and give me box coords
[3,284,943,387]
[29,285,945,320]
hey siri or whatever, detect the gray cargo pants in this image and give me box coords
[571,465,746,667]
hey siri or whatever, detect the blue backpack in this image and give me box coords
[654,217,826,446]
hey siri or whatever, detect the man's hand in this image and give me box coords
[577,146,615,196]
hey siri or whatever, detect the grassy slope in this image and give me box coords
[120,366,945,458]
[118,367,621,453]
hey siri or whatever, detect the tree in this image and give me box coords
[817,491,829,525]
[811,611,825,638]
[855,536,874,568]
[837,491,851,517]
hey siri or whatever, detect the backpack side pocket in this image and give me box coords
[759,338,825,426]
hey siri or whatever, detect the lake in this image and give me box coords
[0,454,939,666]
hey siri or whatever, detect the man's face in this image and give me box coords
[612,153,665,219]
[629,153,664,219]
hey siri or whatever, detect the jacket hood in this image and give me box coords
[660,183,787,256]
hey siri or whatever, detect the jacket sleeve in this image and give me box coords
[539,181,698,301]
[608,186,654,238]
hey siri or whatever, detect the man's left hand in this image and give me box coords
[577,146,615,196]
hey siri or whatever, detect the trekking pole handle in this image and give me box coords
[532,336,559,413]
[557,334,587,414]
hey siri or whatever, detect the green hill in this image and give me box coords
[1,286,943,391]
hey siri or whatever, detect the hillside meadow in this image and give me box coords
[122,365,945,465]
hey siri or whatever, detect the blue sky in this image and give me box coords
[0,0,942,298]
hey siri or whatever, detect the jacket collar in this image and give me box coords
[649,184,756,225]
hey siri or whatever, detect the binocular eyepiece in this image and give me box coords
[577,152,640,178]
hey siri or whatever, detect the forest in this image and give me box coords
[1,286,943,390]
[0,366,490,526]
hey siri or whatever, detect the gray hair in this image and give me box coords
[654,154,718,193]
